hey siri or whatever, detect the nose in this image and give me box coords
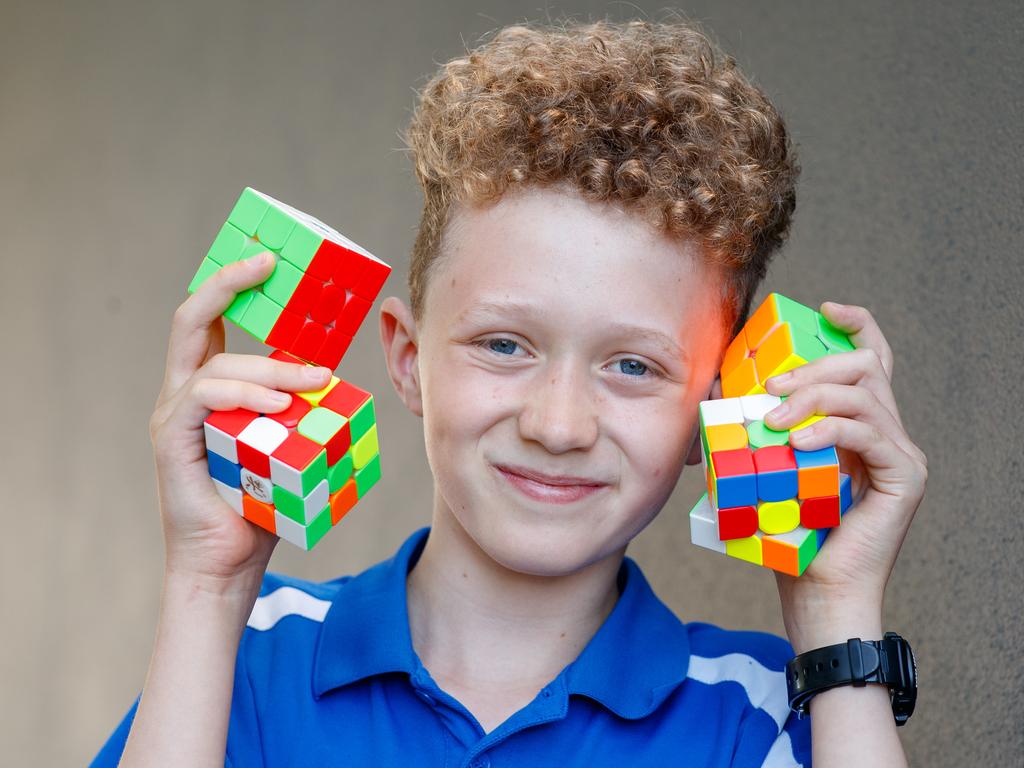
[517,359,599,454]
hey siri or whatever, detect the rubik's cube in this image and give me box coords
[188,188,391,370]
[688,293,856,576]
[189,188,390,550]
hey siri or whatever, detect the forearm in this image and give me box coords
[118,570,260,767]
[785,600,908,768]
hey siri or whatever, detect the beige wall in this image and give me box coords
[2,1,1020,764]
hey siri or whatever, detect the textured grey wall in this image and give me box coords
[1,1,1020,764]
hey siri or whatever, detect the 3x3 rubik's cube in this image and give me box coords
[189,188,390,550]
[689,293,857,576]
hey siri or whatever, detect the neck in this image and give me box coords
[406,492,625,692]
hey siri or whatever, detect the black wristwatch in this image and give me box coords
[786,632,917,725]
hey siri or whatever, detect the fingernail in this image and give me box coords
[307,366,331,380]
[770,371,792,386]
[270,390,291,404]
[248,251,271,265]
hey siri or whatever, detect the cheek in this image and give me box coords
[612,394,697,485]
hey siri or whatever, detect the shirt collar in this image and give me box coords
[312,526,691,718]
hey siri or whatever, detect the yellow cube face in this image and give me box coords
[757,499,800,534]
[726,533,763,565]
[297,376,341,407]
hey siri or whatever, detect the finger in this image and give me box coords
[764,348,902,428]
[819,302,894,381]
[197,353,331,392]
[787,416,926,499]
[164,252,277,392]
[764,381,923,464]
[172,377,296,434]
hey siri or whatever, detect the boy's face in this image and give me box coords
[387,185,729,577]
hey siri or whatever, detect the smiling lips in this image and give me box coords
[493,463,610,504]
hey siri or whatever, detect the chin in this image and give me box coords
[464,507,625,578]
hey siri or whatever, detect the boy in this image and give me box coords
[94,18,926,767]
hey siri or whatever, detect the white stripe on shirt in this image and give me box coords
[247,586,331,631]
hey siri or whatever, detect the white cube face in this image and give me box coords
[238,417,289,455]
[699,398,745,427]
[740,394,783,423]
[213,479,244,515]
[204,422,238,464]
[689,494,727,554]
[297,479,330,524]
[240,469,274,504]
[274,511,308,551]
[269,455,304,498]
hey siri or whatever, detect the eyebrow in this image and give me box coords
[455,300,689,363]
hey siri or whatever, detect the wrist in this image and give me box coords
[783,595,884,655]
[161,567,263,624]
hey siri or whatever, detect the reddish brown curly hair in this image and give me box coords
[402,17,799,334]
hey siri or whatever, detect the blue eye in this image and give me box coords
[618,359,648,376]
[485,338,519,355]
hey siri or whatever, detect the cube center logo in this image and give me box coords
[689,294,855,576]
[189,188,391,550]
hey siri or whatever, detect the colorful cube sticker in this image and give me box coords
[690,293,855,576]
[195,189,389,550]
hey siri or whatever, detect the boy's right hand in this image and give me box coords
[148,251,333,591]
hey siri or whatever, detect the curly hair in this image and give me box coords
[402,17,799,334]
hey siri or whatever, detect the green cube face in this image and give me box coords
[349,396,376,442]
[328,451,354,493]
[355,453,382,497]
[206,223,248,266]
[188,257,221,294]
[227,188,270,236]
[304,503,334,549]
[298,407,348,445]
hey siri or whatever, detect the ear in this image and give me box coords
[378,296,423,417]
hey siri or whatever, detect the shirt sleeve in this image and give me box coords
[88,695,139,767]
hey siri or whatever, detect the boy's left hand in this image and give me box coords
[760,302,928,653]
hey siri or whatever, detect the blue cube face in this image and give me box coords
[816,526,830,548]
[716,474,758,508]
[839,473,853,513]
[208,451,242,487]
[756,468,798,502]
[794,446,839,469]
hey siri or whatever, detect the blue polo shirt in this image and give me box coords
[92,526,811,767]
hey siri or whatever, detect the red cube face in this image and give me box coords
[752,445,797,473]
[800,495,841,529]
[711,447,756,478]
[718,505,758,540]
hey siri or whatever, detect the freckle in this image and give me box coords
[654,467,661,477]
[451,277,456,287]
[560,631,566,638]
[462,572,468,578]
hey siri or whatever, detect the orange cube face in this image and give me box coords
[330,478,359,525]
[798,465,840,499]
[761,537,799,576]
[705,423,749,453]
[242,494,276,533]
[744,295,782,351]
[720,331,751,380]
[721,356,765,399]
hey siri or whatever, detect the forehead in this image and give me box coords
[426,186,727,343]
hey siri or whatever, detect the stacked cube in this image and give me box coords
[689,293,856,576]
[188,188,391,370]
[190,188,390,550]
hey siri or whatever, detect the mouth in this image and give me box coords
[492,463,610,505]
